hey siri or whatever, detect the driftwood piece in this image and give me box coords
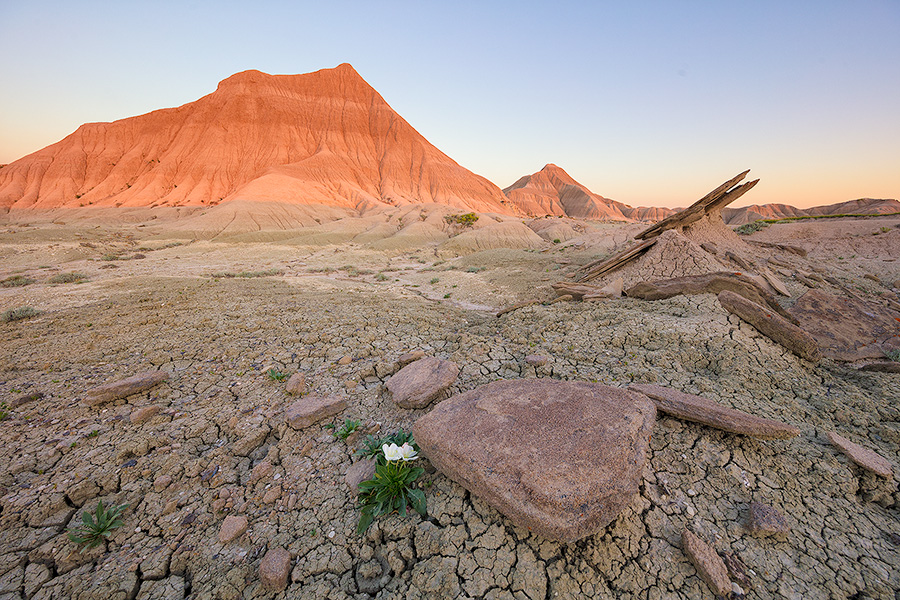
[577,238,657,283]
[747,240,808,257]
[625,272,796,323]
[636,170,750,240]
[718,290,821,362]
[704,179,759,214]
[724,251,754,271]
[496,300,540,317]
[552,282,606,300]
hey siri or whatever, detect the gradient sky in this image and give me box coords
[1,1,898,208]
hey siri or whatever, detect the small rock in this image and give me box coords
[337,355,353,365]
[250,460,273,483]
[344,458,377,496]
[262,485,282,504]
[130,405,160,425]
[387,356,459,409]
[524,354,548,367]
[153,475,173,492]
[218,515,248,544]
[681,530,731,597]
[11,390,43,408]
[398,350,426,366]
[827,431,894,478]
[746,501,790,539]
[259,547,291,592]
[285,373,306,395]
[85,371,169,406]
[285,395,347,430]
[700,242,718,254]
[584,277,624,300]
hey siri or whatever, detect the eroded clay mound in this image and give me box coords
[0,64,513,215]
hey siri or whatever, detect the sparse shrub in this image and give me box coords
[552,239,561,244]
[101,254,121,261]
[444,212,479,227]
[357,441,426,534]
[734,221,770,235]
[443,293,451,298]
[465,266,486,273]
[885,349,900,362]
[0,401,9,421]
[267,369,287,382]
[2,306,40,323]
[49,272,87,284]
[67,501,128,552]
[211,269,284,279]
[1,275,33,287]
[375,273,388,282]
[429,277,439,284]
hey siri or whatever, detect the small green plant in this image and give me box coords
[0,401,9,421]
[267,369,287,382]
[357,442,426,534]
[49,272,87,284]
[333,419,362,439]
[552,238,561,244]
[884,349,900,362]
[2,306,40,323]
[444,212,479,227]
[87,429,100,438]
[1,275,33,287]
[429,277,439,284]
[733,221,771,235]
[443,293,451,299]
[465,266,486,273]
[67,501,128,551]
[101,254,121,261]
[375,273,388,282]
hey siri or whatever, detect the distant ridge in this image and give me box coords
[723,198,900,225]
[0,64,514,214]
[502,164,674,222]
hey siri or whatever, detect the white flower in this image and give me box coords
[383,442,418,462]
[397,443,418,461]
[383,443,403,461]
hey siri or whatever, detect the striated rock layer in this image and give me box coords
[0,64,514,214]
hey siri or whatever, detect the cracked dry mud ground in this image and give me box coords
[1,239,899,599]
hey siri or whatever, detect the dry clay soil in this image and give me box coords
[0,213,899,600]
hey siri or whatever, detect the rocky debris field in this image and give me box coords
[0,221,899,599]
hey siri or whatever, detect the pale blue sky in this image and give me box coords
[1,1,898,208]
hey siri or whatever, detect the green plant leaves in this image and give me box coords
[356,450,427,534]
[67,500,128,552]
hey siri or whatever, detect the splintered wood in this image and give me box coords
[576,171,758,283]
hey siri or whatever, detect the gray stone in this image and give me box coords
[524,354,548,367]
[682,530,731,596]
[718,290,821,362]
[136,576,185,600]
[285,395,347,430]
[629,383,800,439]
[747,502,790,539]
[413,379,655,543]
[827,432,894,478]
[387,356,459,409]
[84,371,169,406]
[259,546,292,592]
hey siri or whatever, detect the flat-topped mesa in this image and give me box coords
[0,64,513,215]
